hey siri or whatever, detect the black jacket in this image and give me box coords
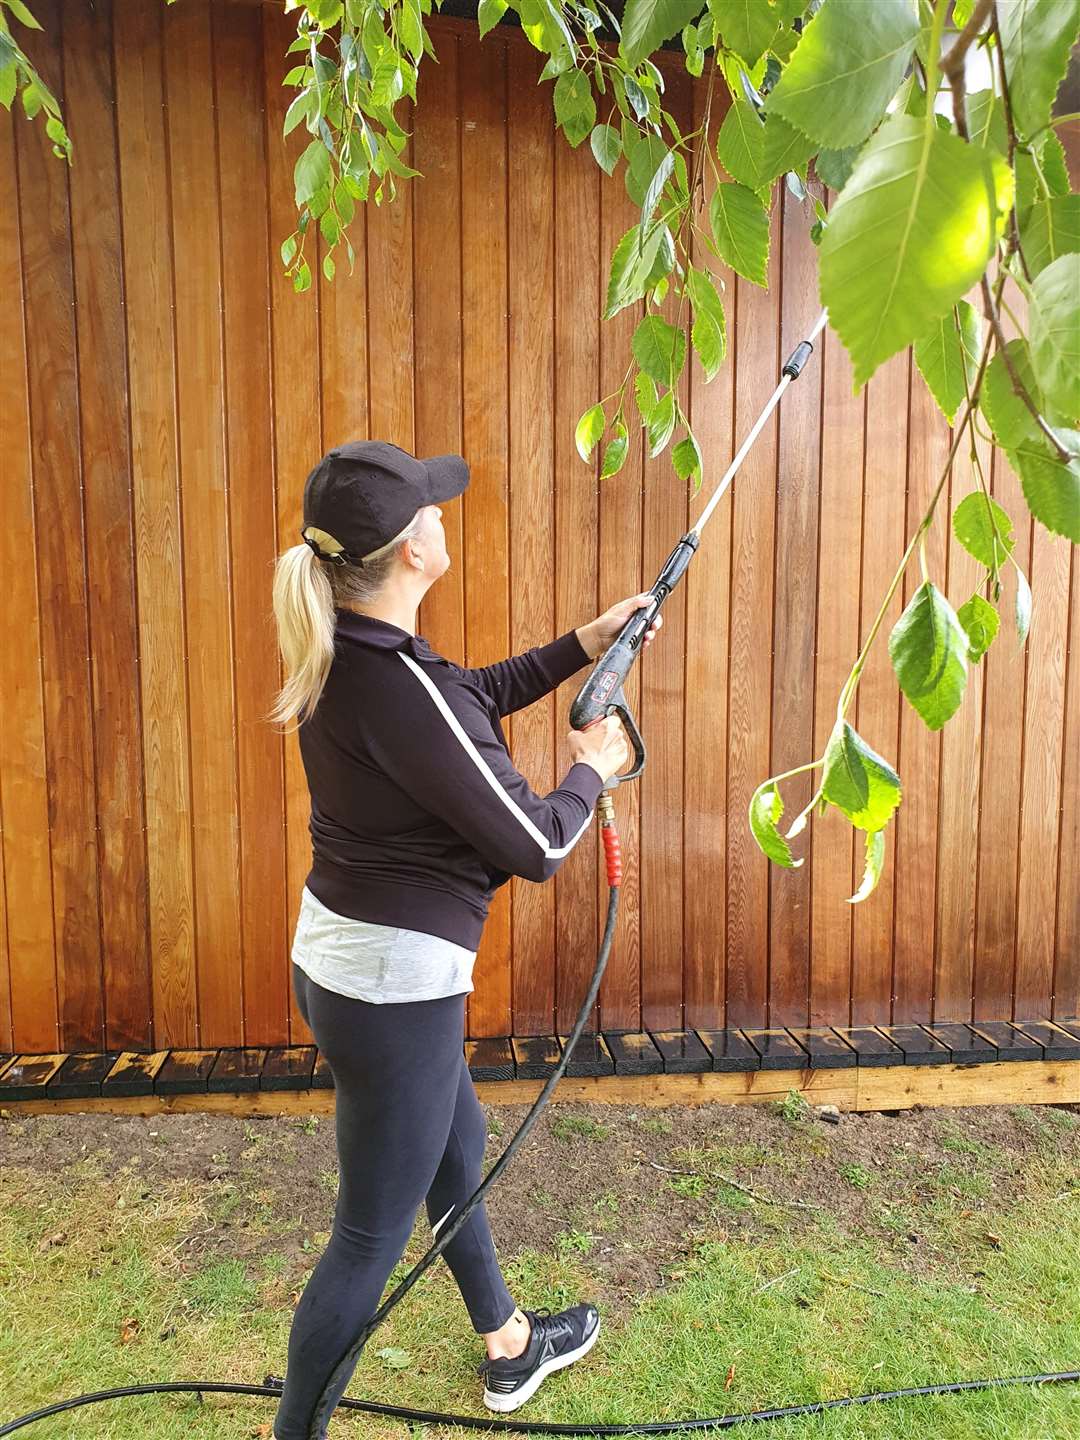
[298,608,604,949]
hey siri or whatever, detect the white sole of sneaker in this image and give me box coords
[482,1316,602,1413]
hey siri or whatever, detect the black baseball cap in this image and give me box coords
[300,440,469,567]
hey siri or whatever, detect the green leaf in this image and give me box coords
[767,0,919,149]
[0,60,15,110]
[1027,255,1080,419]
[604,223,673,319]
[1015,566,1032,646]
[965,90,1007,155]
[554,71,596,148]
[848,828,886,905]
[625,133,670,206]
[280,234,298,267]
[998,0,1080,141]
[707,0,779,66]
[3,0,42,28]
[819,114,1011,390]
[1040,131,1071,197]
[672,430,702,481]
[981,340,1048,450]
[575,402,606,463]
[913,300,981,425]
[635,371,658,422]
[749,781,803,868]
[376,1346,413,1369]
[647,388,677,456]
[822,723,902,832]
[952,492,1015,570]
[708,182,769,287]
[1007,428,1080,543]
[641,148,674,230]
[322,253,336,282]
[759,110,817,186]
[619,0,703,68]
[814,145,862,192]
[1020,195,1080,279]
[601,422,630,478]
[716,99,765,188]
[888,580,969,732]
[957,593,999,665]
[686,265,727,380]
[590,122,621,175]
[632,314,686,386]
[477,0,507,37]
[294,139,331,206]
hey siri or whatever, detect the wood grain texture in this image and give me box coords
[16,0,103,1051]
[552,76,601,1037]
[724,198,782,1028]
[2,6,1074,1048]
[262,1,323,1046]
[460,36,512,1037]
[0,75,58,1053]
[114,0,197,1046]
[215,2,289,1045]
[769,183,823,1027]
[165,1,244,1048]
[684,75,734,1033]
[507,44,556,1035]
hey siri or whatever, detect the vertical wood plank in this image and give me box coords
[16,0,103,1050]
[1053,548,1078,1020]
[768,185,823,1027]
[263,2,323,1043]
[685,75,733,1033]
[893,354,947,1024]
[413,28,464,666]
[972,441,1031,1018]
[165,0,242,1047]
[933,308,989,1021]
[65,0,152,1052]
[114,0,196,1044]
[725,203,782,1028]
[595,65,643,1035]
[365,122,415,450]
[1014,510,1071,1016]
[639,65,692,1034]
[808,204,862,1025]
[507,45,555,1035]
[552,71,600,1036]
[460,34,512,1037]
[850,351,908,1025]
[0,89,57,1053]
[215,2,289,1045]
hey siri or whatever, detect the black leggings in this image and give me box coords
[272,961,517,1439]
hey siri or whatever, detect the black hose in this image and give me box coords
[2,1369,1078,1434]
[2,881,1076,1436]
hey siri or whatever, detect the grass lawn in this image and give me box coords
[1,1092,1077,1438]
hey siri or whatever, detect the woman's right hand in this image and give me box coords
[568,715,631,783]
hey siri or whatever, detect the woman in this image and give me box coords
[267,440,662,1438]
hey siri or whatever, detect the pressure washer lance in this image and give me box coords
[6,309,1076,1435]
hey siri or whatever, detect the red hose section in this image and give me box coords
[601,823,622,888]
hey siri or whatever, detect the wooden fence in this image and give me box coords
[1,0,1076,1055]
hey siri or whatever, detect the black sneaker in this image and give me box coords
[476,1303,601,1412]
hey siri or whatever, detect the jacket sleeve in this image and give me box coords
[459,629,593,717]
[369,654,605,883]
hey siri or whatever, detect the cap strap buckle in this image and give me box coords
[299,527,362,567]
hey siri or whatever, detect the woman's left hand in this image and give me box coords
[578,593,663,661]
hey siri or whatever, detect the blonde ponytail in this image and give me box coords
[266,509,426,731]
